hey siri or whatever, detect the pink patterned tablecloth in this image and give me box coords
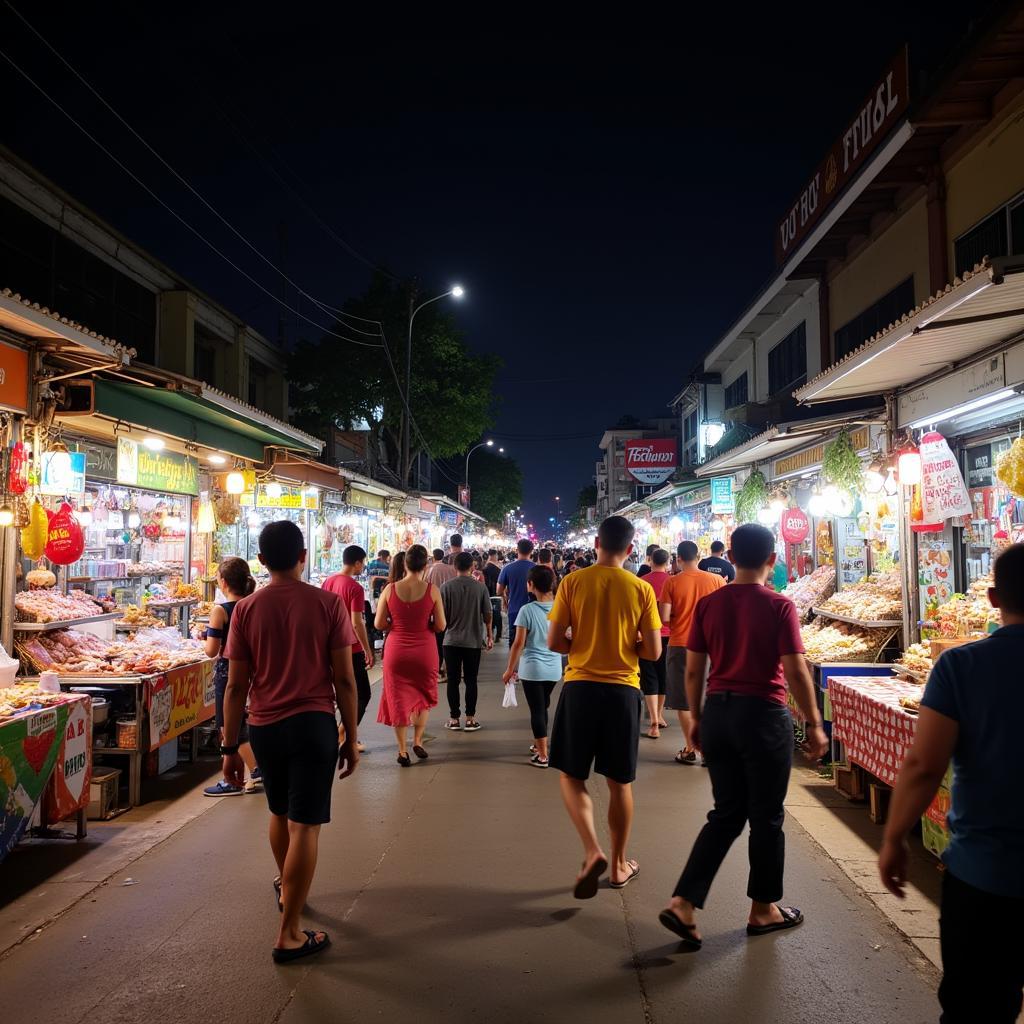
[827,676,923,786]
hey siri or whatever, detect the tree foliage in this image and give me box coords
[289,274,499,479]
[576,484,597,511]
[468,450,523,525]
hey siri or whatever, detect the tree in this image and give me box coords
[467,450,523,525]
[576,484,597,511]
[290,274,499,483]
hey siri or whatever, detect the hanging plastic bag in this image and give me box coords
[919,431,972,522]
[502,681,518,709]
[45,501,85,565]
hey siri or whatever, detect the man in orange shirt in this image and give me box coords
[658,541,725,765]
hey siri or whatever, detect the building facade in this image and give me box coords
[596,417,680,517]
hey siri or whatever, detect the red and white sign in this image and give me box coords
[780,507,810,544]
[920,431,972,523]
[624,439,677,485]
[44,696,92,822]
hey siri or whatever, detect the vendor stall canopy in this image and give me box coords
[795,258,1024,406]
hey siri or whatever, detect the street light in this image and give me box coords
[402,284,465,485]
[464,439,495,504]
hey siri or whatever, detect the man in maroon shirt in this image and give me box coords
[323,544,376,751]
[658,523,827,950]
[223,520,359,964]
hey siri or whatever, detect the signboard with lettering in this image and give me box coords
[145,660,215,751]
[44,698,92,822]
[241,484,319,510]
[710,476,735,514]
[624,439,677,485]
[39,451,87,496]
[897,354,1006,428]
[72,440,118,482]
[0,340,29,414]
[919,431,972,522]
[775,49,910,265]
[347,487,384,512]
[780,507,810,544]
[117,438,199,496]
[966,443,994,488]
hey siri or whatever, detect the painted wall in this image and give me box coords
[755,283,821,402]
[828,196,929,342]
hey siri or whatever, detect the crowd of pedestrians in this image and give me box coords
[210,514,1024,1022]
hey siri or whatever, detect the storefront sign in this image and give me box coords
[146,660,215,751]
[0,340,29,414]
[710,476,734,514]
[919,431,972,522]
[836,516,868,586]
[348,487,385,512]
[775,49,909,264]
[677,484,711,509]
[418,498,437,514]
[240,484,319,510]
[439,507,459,526]
[39,451,87,496]
[897,355,1005,428]
[72,440,118,482]
[624,439,677,485]
[773,427,870,478]
[45,699,92,822]
[780,507,810,544]
[117,438,199,496]
[966,443,994,488]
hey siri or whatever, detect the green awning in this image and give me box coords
[94,380,320,461]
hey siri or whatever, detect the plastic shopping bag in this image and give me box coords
[502,681,518,709]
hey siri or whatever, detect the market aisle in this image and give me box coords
[0,651,940,1024]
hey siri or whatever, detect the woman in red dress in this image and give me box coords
[374,544,446,766]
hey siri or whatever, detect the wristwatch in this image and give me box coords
[220,743,240,755]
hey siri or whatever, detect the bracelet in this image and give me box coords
[220,743,240,755]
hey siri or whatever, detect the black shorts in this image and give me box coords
[549,681,642,784]
[214,673,249,742]
[248,711,338,825]
[639,645,667,696]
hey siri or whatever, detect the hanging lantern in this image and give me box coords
[897,443,922,486]
[8,442,28,495]
[863,457,885,494]
[226,472,245,495]
[20,499,48,559]
[0,504,13,527]
[883,468,898,496]
[808,491,828,517]
[196,499,216,534]
[45,501,85,565]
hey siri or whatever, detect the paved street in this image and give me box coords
[0,650,940,1024]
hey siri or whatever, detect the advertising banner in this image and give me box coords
[117,438,199,496]
[624,439,677,486]
[780,507,810,544]
[45,698,93,822]
[710,476,734,514]
[241,484,319,510]
[145,660,215,751]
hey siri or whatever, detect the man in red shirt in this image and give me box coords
[323,545,376,752]
[223,520,359,965]
[658,523,827,950]
[639,548,672,738]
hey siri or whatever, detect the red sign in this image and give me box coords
[146,660,215,751]
[44,697,92,822]
[624,439,677,486]
[780,507,810,544]
[775,49,910,265]
[458,485,471,508]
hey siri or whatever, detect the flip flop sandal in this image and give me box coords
[573,856,608,900]
[273,876,283,912]
[746,905,803,936]
[658,910,703,950]
[674,750,697,765]
[609,862,640,890]
[272,929,331,964]
[412,744,429,760]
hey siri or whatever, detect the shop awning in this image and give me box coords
[420,493,487,524]
[93,380,322,462]
[693,410,881,478]
[795,258,1024,405]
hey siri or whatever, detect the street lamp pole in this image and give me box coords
[402,284,464,487]
[464,439,495,503]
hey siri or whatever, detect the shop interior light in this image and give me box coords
[197,500,216,534]
[208,454,227,465]
[808,491,828,517]
[769,498,786,514]
[757,506,777,525]
[305,486,319,498]
[897,444,922,486]
[907,388,1017,430]
[669,515,684,533]
[226,471,245,495]
[702,421,726,448]
[127,512,141,529]
[823,485,853,517]
[265,481,283,499]
[863,456,885,494]
[77,508,93,527]
[0,504,13,527]
[142,437,165,451]
[883,468,899,496]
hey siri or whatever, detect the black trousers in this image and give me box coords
[939,871,1024,1023]
[490,597,503,641]
[353,651,372,725]
[673,692,793,908]
[521,680,557,740]
[436,630,446,671]
[444,646,482,718]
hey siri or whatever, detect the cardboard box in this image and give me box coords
[87,766,121,820]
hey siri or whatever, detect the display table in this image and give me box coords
[0,692,92,865]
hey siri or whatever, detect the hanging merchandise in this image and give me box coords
[735,470,769,524]
[822,429,864,500]
[919,431,972,523]
[7,441,27,495]
[13,494,30,528]
[910,483,942,534]
[45,501,85,565]
[21,498,49,559]
[995,436,1024,497]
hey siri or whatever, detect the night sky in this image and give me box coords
[0,3,992,529]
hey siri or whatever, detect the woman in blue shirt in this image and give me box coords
[502,565,562,768]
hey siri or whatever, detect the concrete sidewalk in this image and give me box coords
[0,650,941,1023]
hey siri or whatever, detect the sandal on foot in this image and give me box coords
[272,929,330,964]
[658,910,702,949]
[273,876,283,912]
[674,749,697,765]
[397,753,412,767]
[746,905,803,935]
[412,744,428,760]
[573,855,608,900]
[609,861,640,890]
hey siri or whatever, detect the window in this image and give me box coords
[248,358,270,409]
[684,408,698,441]
[193,324,220,386]
[768,322,807,396]
[834,277,914,360]
[954,195,1024,277]
[724,372,748,410]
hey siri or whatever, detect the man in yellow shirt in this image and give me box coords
[546,515,663,899]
